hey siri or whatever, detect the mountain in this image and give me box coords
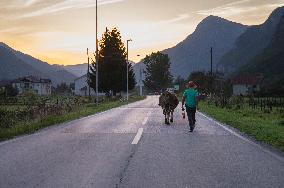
[0,42,77,85]
[0,43,44,80]
[218,6,284,75]
[163,16,247,78]
[53,63,88,77]
[238,13,284,94]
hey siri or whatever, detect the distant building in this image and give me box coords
[0,80,11,90]
[74,74,96,96]
[12,76,52,95]
[232,75,263,96]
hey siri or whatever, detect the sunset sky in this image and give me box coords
[1,0,284,65]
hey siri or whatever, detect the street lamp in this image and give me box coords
[126,39,132,101]
[95,0,99,104]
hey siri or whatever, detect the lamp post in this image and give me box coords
[87,48,90,98]
[126,39,132,101]
[95,0,99,104]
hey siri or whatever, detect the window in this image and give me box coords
[24,83,29,89]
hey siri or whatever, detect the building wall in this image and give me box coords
[233,85,248,95]
[233,84,260,96]
[13,82,51,95]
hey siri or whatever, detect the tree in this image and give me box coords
[187,71,211,94]
[187,71,232,96]
[173,76,186,93]
[89,27,136,96]
[143,52,173,92]
[5,84,18,97]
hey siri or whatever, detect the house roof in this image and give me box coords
[232,74,263,85]
[12,76,51,83]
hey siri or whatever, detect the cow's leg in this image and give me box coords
[165,111,170,125]
[170,111,173,123]
[165,113,168,124]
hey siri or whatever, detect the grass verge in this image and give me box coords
[0,96,145,142]
[199,101,284,152]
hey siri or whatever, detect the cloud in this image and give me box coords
[25,0,40,6]
[195,0,253,16]
[195,0,284,17]
[160,14,190,24]
[22,0,124,18]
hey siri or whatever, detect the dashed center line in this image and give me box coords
[142,117,148,125]
[131,128,143,145]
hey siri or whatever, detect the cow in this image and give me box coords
[158,91,179,125]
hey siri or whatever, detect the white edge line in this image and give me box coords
[198,111,284,163]
[131,128,143,145]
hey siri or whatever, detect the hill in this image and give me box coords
[238,13,284,94]
[0,42,76,85]
[218,6,284,75]
[163,15,247,78]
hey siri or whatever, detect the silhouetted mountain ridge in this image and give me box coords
[218,6,284,74]
[0,43,77,85]
[162,15,247,78]
[238,13,284,94]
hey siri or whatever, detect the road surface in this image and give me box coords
[0,96,283,188]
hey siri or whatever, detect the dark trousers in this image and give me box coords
[186,106,196,130]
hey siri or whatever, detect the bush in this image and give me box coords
[0,108,31,129]
[21,91,39,106]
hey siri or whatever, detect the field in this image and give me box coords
[0,95,145,141]
[199,100,284,152]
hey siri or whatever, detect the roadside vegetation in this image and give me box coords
[175,71,284,152]
[199,98,284,152]
[0,93,145,141]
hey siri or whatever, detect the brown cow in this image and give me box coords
[158,91,179,125]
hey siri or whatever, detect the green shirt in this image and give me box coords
[183,88,198,108]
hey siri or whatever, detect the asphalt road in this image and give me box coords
[0,96,283,188]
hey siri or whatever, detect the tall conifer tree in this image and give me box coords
[89,28,136,95]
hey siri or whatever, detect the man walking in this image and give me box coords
[182,81,199,132]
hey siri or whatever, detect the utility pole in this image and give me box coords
[95,0,99,104]
[126,39,132,101]
[87,48,90,98]
[210,47,213,76]
[210,47,213,95]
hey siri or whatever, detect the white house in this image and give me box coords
[232,75,263,96]
[74,74,96,96]
[12,76,52,95]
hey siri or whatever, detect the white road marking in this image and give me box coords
[0,99,145,147]
[131,128,143,145]
[142,117,149,125]
[198,112,284,163]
